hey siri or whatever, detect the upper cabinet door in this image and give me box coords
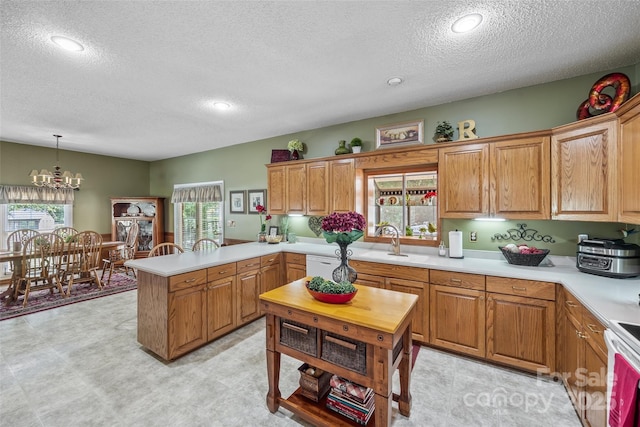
[306,161,329,216]
[267,166,286,215]
[329,159,355,213]
[439,143,490,218]
[490,136,550,219]
[551,116,617,221]
[616,95,640,224]
[285,163,307,214]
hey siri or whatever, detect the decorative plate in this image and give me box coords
[141,204,156,217]
[305,284,357,304]
[308,216,324,237]
[126,205,141,216]
[388,196,398,205]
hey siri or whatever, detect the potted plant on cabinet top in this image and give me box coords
[434,121,454,142]
[349,137,362,153]
[287,139,304,160]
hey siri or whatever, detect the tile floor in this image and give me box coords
[0,290,582,427]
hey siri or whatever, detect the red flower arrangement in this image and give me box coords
[423,190,437,200]
[256,204,271,232]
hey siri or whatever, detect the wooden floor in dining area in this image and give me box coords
[0,288,582,427]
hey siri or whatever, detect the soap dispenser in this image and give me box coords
[438,240,447,257]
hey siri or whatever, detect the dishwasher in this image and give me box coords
[306,254,339,278]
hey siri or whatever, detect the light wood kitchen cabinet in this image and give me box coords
[284,252,306,283]
[267,165,286,215]
[551,115,617,221]
[439,134,550,219]
[260,253,282,293]
[486,276,555,373]
[616,93,640,224]
[349,259,428,343]
[285,163,307,214]
[306,161,329,215]
[329,158,355,212]
[387,277,428,342]
[137,269,208,360]
[490,136,550,219]
[429,270,486,357]
[236,257,262,325]
[557,286,608,427]
[438,143,489,218]
[206,263,237,341]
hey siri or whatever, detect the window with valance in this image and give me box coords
[172,181,224,250]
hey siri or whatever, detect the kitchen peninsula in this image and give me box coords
[127,241,639,358]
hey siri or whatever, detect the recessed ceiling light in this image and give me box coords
[212,102,231,110]
[51,36,84,51]
[451,13,483,33]
[387,77,403,86]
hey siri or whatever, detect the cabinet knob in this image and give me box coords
[512,286,527,292]
[565,301,578,308]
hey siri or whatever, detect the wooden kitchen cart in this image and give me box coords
[260,278,418,427]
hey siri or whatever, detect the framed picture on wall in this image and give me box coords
[229,190,246,213]
[248,189,267,214]
[375,120,424,149]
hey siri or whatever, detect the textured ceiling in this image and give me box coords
[1,1,640,161]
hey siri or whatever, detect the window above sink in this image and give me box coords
[363,166,439,246]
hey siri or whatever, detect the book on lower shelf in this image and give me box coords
[326,375,374,425]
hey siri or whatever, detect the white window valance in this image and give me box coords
[0,185,75,204]
[171,182,223,203]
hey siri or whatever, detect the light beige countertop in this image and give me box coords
[126,240,640,327]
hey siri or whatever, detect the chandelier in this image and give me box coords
[29,134,84,189]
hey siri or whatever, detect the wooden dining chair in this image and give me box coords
[59,230,103,296]
[191,238,220,252]
[52,226,79,242]
[101,221,139,285]
[7,229,39,252]
[148,242,184,257]
[14,233,66,307]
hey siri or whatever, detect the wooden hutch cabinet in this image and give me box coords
[110,197,164,258]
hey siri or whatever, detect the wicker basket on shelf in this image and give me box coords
[499,247,550,266]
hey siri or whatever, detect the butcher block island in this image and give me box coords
[260,278,418,427]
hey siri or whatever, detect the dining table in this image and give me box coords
[0,240,125,304]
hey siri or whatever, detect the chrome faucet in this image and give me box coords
[375,224,402,256]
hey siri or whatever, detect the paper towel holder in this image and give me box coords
[448,229,464,259]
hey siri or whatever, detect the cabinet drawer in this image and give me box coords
[430,270,485,290]
[261,253,281,268]
[562,287,582,321]
[280,319,318,356]
[582,309,607,357]
[207,262,237,280]
[168,269,207,292]
[236,257,261,273]
[486,276,555,300]
[285,252,306,265]
[321,331,366,375]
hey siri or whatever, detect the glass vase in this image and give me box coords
[332,241,357,283]
[258,232,267,243]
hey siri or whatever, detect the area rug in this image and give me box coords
[0,272,137,321]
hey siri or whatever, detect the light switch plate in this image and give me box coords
[470,231,477,242]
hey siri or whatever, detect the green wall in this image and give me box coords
[150,63,640,255]
[2,63,638,254]
[0,141,150,234]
